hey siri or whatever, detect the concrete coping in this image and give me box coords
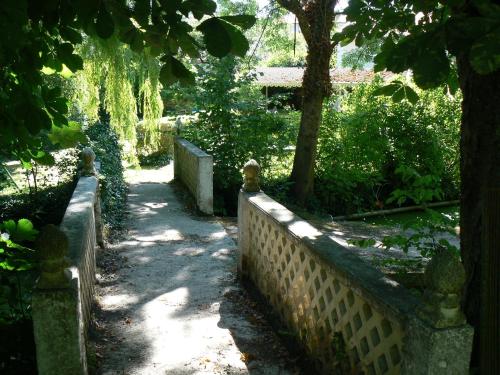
[244,190,420,325]
[175,137,212,159]
[60,176,98,266]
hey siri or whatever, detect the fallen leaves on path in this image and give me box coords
[240,352,256,363]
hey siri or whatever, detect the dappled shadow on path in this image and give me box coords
[94,166,300,375]
[217,286,309,375]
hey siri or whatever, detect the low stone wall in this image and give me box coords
[174,137,213,215]
[238,160,473,375]
[32,148,103,375]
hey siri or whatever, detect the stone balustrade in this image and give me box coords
[174,137,213,214]
[238,160,473,375]
[32,147,103,375]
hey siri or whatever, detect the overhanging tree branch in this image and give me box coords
[275,0,312,43]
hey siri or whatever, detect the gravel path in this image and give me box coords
[94,165,301,375]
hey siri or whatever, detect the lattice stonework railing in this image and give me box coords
[238,160,474,375]
[246,204,403,374]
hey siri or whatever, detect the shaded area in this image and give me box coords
[0,318,37,374]
[94,165,301,374]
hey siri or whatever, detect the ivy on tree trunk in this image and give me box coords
[277,0,337,204]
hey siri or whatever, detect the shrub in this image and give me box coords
[316,77,461,215]
[85,122,127,234]
[181,56,298,215]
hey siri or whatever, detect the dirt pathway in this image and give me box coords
[94,166,300,375]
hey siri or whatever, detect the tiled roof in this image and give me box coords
[253,67,392,87]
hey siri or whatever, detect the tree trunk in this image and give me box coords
[285,0,335,204]
[290,91,325,202]
[457,55,500,373]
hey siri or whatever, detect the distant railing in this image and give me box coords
[32,148,103,375]
[238,159,473,375]
[174,137,213,215]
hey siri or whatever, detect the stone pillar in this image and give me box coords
[238,160,261,278]
[32,225,88,375]
[402,250,473,374]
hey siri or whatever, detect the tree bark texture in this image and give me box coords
[457,55,500,374]
[277,0,336,203]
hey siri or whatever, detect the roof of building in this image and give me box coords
[253,67,392,88]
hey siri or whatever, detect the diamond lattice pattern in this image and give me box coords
[246,208,404,374]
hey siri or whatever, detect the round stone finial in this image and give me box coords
[80,147,96,176]
[243,159,260,192]
[417,250,466,328]
[35,224,70,289]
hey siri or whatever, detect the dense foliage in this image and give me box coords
[181,56,298,214]
[315,78,461,215]
[0,0,255,170]
[85,122,128,235]
[337,0,500,91]
[0,218,38,373]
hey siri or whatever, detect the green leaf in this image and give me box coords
[95,3,114,39]
[161,0,182,13]
[355,32,364,47]
[197,18,232,57]
[0,261,16,271]
[2,220,16,234]
[197,18,250,58]
[33,152,55,166]
[469,28,500,74]
[159,56,195,86]
[184,0,217,19]
[28,107,53,134]
[401,85,419,104]
[333,24,358,46]
[48,121,88,149]
[384,38,414,73]
[347,238,376,248]
[445,16,499,55]
[74,0,100,26]
[222,21,249,57]
[120,28,144,53]
[219,15,256,30]
[177,34,200,58]
[60,26,83,44]
[133,0,151,26]
[1,219,38,243]
[372,81,419,104]
[57,43,83,72]
[413,47,450,89]
[15,219,38,242]
[20,159,32,170]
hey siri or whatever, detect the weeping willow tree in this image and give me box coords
[74,36,163,163]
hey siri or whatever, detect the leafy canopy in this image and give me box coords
[335,0,500,97]
[0,0,255,161]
